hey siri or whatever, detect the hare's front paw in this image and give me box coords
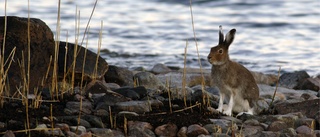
[223,109,232,116]
[216,106,223,113]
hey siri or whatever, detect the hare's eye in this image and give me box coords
[218,49,223,54]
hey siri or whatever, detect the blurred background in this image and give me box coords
[0,0,319,75]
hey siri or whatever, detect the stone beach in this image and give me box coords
[0,16,320,137]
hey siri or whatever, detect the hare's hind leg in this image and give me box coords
[235,100,254,117]
[236,108,254,117]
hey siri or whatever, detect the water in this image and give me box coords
[1,0,319,75]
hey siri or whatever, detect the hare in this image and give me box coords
[207,26,259,116]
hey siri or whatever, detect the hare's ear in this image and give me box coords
[224,29,236,48]
[218,25,224,44]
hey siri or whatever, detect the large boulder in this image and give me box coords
[298,75,320,91]
[279,71,310,89]
[0,16,108,96]
[0,16,55,95]
[134,71,165,90]
[58,41,108,84]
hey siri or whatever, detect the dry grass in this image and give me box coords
[182,40,188,107]
[268,66,281,111]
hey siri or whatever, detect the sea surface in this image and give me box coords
[1,0,319,75]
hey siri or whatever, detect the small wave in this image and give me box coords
[232,22,290,28]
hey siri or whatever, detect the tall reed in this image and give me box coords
[189,0,208,106]
[0,0,17,107]
[182,40,188,107]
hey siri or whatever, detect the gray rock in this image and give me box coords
[78,132,92,137]
[64,101,92,115]
[260,123,269,130]
[93,109,109,117]
[111,129,125,137]
[272,113,299,128]
[191,88,220,103]
[251,71,278,85]
[55,123,70,133]
[203,124,217,134]
[82,115,105,128]
[242,125,264,136]
[113,86,148,100]
[300,93,318,100]
[197,135,212,137]
[187,124,209,137]
[117,111,139,117]
[45,129,65,137]
[115,100,163,113]
[128,121,155,137]
[295,118,316,129]
[220,116,242,125]
[296,125,316,136]
[244,119,260,126]
[151,63,172,74]
[70,126,86,135]
[191,85,208,92]
[0,122,6,129]
[35,123,47,129]
[205,86,220,96]
[2,130,15,137]
[211,133,231,137]
[255,98,270,114]
[105,83,121,90]
[274,99,320,119]
[73,94,87,102]
[88,128,114,137]
[177,126,187,137]
[73,118,91,128]
[209,119,238,134]
[256,131,280,137]
[280,128,297,137]
[299,76,320,91]
[36,124,65,137]
[279,71,310,89]
[105,65,134,87]
[267,120,288,132]
[65,131,77,137]
[85,80,111,94]
[169,86,193,100]
[155,123,178,137]
[134,71,165,90]
[94,92,130,110]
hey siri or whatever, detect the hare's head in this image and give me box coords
[208,26,236,65]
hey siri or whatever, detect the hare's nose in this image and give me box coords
[207,56,211,60]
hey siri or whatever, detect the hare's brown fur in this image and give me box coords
[208,26,259,116]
